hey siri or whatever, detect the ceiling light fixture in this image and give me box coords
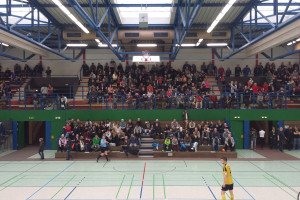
[0,43,9,47]
[196,38,203,46]
[207,43,227,47]
[137,44,157,47]
[66,43,88,47]
[51,0,89,34]
[95,39,100,43]
[207,0,238,33]
[181,43,196,47]
[98,43,117,47]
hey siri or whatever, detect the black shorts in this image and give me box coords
[100,147,108,153]
[221,184,233,191]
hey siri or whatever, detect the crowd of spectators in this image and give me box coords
[250,125,300,152]
[57,118,235,155]
[0,63,45,79]
[82,60,300,109]
[220,62,300,109]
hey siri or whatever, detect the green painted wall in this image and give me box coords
[1,109,299,150]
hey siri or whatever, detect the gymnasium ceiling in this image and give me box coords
[0,0,300,61]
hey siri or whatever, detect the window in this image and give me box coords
[243,0,300,24]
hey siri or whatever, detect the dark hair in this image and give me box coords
[221,157,227,162]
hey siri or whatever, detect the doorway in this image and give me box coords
[249,121,276,145]
[24,121,45,146]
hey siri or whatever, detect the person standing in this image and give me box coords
[259,129,265,149]
[277,127,286,152]
[269,127,277,149]
[38,138,44,160]
[220,157,234,200]
[97,135,109,162]
[66,137,72,160]
[250,128,257,150]
[293,127,300,150]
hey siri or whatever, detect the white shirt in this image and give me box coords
[259,130,265,138]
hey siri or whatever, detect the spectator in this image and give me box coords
[234,65,242,77]
[250,128,257,150]
[293,126,300,150]
[259,129,265,149]
[163,137,172,151]
[58,134,66,152]
[45,67,52,78]
[269,126,277,149]
[92,134,100,151]
[224,134,235,152]
[277,127,286,152]
[171,136,179,152]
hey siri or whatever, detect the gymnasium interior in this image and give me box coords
[0,0,300,199]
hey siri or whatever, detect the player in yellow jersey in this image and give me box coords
[221,157,234,200]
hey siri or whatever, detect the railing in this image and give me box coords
[1,90,299,110]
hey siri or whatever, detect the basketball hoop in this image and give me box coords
[142,50,151,62]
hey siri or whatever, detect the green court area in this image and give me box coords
[0,160,299,200]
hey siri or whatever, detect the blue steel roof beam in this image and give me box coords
[7,3,279,8]
[178,6,187,28]
[235,27,250,43]
[170,0,204,60]
[0,17,5,25]
[97,8,108,28]
[103,0,119,26]
[67,0,123,61]
[221,13,300,60]
[0,23,74,60]
[170,0,182,55]
[260,52,271,59]
[9,9,34,29]
[256,9,275,28]
[88,0,96,23]
[280,0,293,24]
[231,0,261,27]
[28,0,63,28]
[0,52,25,61]
[109,27,118,44]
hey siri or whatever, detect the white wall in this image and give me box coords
[0,47,299,76]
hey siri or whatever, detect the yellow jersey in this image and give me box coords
[223,164,233,185]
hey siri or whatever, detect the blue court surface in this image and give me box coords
[0,160,299,200]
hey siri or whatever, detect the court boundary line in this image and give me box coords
[26,161,75,200]
[202,176,217,200]
[152,174,155,200]
[51,175,76,199]
[115,174,125,199]
[63,176,85,200]
[233,177,256,200]
[211,174,230,199]
[126,174,134,200]
[139,162,147,199]
[162,174,166,200]
[249,161,299,195]
[0,161,43,187]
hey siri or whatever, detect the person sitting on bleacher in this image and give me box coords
[171,136,179,152]
[92,134,100,151]
[163,137,172,152]
[58,134,66,152]
[224,134,235,152]
[127,134,140,155]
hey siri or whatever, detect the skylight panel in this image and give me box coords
[114,0,174,24]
